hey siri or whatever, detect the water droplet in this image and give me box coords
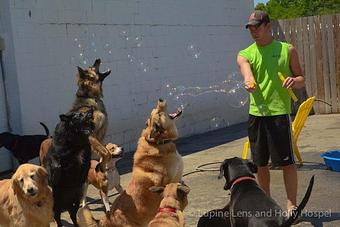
[210,117,224,129]
[187,44,201,59]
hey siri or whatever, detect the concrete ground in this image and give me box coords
[17,114,340,226]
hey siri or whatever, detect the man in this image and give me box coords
[237,10,305,214]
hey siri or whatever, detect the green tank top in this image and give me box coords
[239,40,293,116]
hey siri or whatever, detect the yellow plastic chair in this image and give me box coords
[242,96,316,166]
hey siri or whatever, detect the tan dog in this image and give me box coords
[148,182,190,227]
[77,99,183,227]
[81,143,124,212]
[71,58,112,162]
[0,164,53,227]
[39,138,52,168]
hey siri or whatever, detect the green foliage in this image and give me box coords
[255,0,340,19]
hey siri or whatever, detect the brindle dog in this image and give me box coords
[71,59,112,162]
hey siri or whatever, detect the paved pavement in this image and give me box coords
[18,113,340,226]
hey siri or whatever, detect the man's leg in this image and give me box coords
[282,164,297,209]
[256,165,270,196]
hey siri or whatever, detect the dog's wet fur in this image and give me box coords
[45,108,94,227]
[0,122,49,164]
[198,157,315,227]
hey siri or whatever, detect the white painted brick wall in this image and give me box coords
[1,0,254,160]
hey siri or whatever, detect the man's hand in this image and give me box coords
[237,55,257,93]
[244,80,256,93]
[282,77,296,89]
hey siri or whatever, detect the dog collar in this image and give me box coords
[145,137,173,145]
[158,207,177,214]
[158,139,172,145]
[231,176,256,190]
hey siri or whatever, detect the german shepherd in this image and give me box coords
[70,58,112,162]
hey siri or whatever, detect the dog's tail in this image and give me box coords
[39,122,50,137]
[280,175,315,227]
[77,206,99,227]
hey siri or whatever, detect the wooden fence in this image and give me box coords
[271,14,340,114]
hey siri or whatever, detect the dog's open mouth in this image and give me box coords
[112,152,124,158]
[168,109,182,119]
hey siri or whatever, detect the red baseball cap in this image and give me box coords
[245,11,270,29]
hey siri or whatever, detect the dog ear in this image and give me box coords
[77,66,86,79]
[59,114,67,122]
[177,184,190,195]
[37,166,48,184]
[246,160,258,173]
[99,70,111,81]
[149,186,164,193]
[11,178,20,194]
[218,160,232,190]
[92,58,101,69]
[59,114,69,122]
[11,173,23,195]
[218,160,228,179]
[37,166,48,178]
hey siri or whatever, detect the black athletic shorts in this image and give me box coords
[248,114,295,167]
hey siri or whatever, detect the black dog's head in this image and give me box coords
[76,58,111,98]
[218,157,258,190]
[58,108,95,136]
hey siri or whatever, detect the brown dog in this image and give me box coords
[39,138,52,168]
[148,182,190,227]
[77,99,183,227]
[71,58,112,162]
[0,164,53,227]
[81,143,124,212]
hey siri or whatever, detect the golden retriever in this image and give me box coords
[0,163,53,227]
[148,182,190,227]
[77,98,183,227]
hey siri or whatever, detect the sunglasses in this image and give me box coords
[248,22,266,31]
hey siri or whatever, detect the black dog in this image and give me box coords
[198,157,314,227]
[0,122,49,164]
[45,108,94,227]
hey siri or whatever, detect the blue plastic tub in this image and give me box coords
[321,150,340,172]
